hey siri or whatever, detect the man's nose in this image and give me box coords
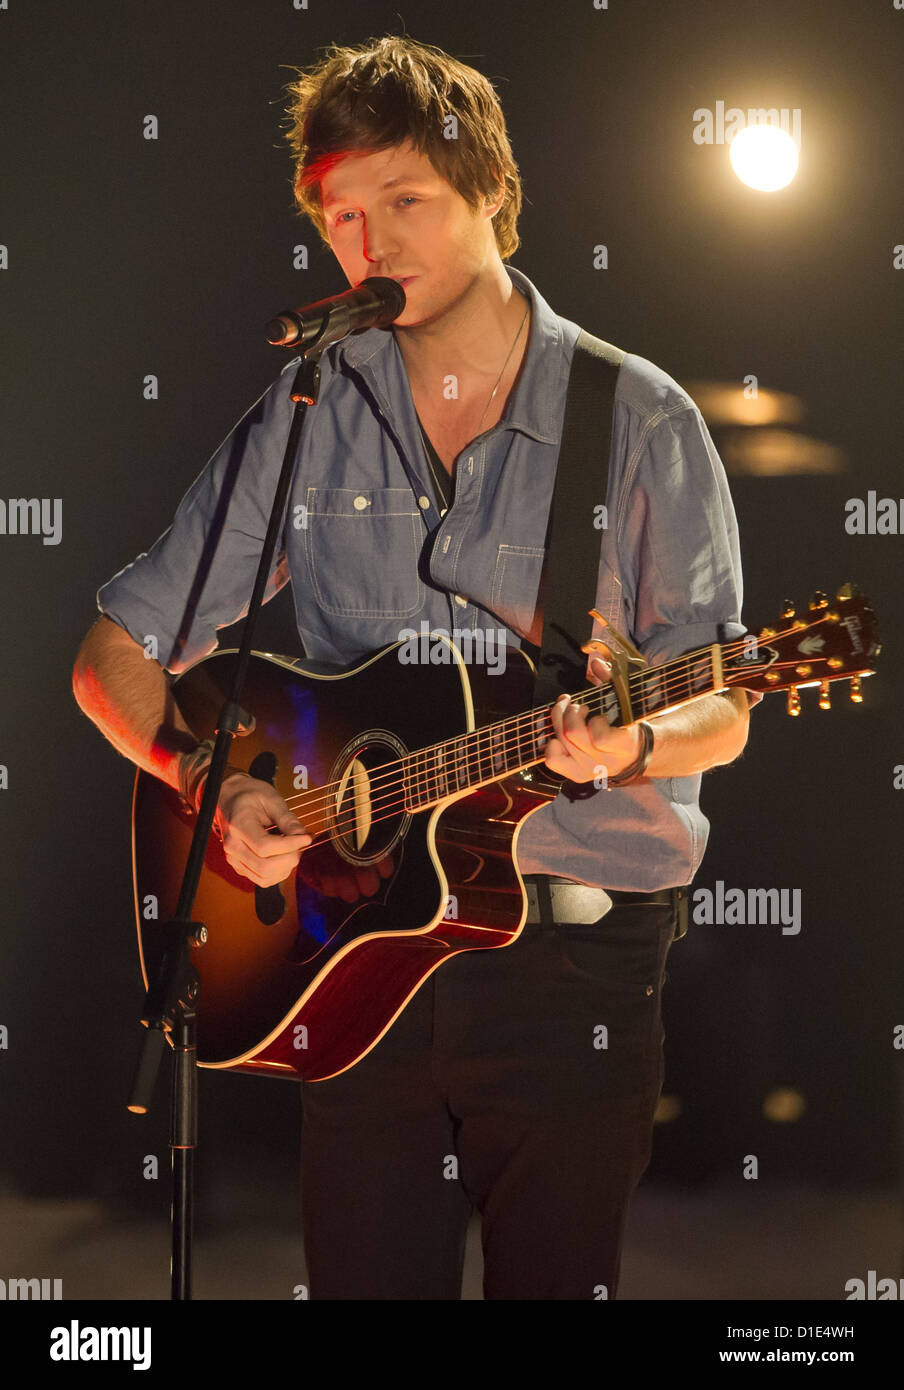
[362,215,400,265]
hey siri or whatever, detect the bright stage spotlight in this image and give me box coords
[729,123,799,191]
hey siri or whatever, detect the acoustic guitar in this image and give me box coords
[132,585,878,1081]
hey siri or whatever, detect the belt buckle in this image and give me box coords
[522,876,615,926]
[549,882,614,923]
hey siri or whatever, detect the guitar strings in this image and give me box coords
[276,657,836,845]
[275,621,824,827]
[253,621,835,838]
[276,653,740,819]
[270,672,821,848]
[278,653,817,828]
[275,633,838,830]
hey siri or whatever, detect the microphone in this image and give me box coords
[265,276,407,349]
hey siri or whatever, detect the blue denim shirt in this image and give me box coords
[97,264,752,891]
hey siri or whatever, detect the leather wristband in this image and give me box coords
[607,719,655,788]
[559,719,655,801]
[178,739,215,813]
[556,722,653,800]
[178,739,250,817]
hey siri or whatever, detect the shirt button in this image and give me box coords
[454,594,467,607]
[353,495,370,510]
[418,495,430,509]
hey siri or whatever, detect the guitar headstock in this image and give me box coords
[723,583,880,713]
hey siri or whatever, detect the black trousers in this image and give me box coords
[299,879,680,1300]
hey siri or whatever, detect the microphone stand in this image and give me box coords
[125,328,333,1300]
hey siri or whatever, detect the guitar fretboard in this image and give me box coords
[401,642,723,811]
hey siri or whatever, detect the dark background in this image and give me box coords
[0,0,900,1296]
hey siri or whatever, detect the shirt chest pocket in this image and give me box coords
[491,543,546,641]
[303,487,425,618]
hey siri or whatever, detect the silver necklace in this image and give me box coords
[421,297,531,502]
[474,296,531,437]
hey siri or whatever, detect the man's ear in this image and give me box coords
[483,175,505,217]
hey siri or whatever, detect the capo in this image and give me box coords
[581,608,648,725]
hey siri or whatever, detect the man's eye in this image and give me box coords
[398,196,418,207]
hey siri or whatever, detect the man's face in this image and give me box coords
[320,140,500,329]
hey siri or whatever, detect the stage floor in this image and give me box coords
[0,1177,898,1300]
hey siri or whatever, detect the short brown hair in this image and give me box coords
[281,35,522,259]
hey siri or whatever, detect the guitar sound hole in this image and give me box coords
[329,734,410,868]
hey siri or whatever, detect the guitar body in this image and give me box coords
[132,585,880,1083]
[133,641,556,1082]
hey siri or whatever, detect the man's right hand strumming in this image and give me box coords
[189,759,313,888]
[189,762,394,900]
[73,614,392,901]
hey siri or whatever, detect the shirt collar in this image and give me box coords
[328,264,569,445]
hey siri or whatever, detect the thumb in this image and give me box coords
[274,810,311,839]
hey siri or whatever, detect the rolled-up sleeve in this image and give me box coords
[617,399,759,704]
[96,362,297,673]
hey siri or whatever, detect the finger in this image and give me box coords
[354,868,381,897]
[239,817,312,860]
[335,877,361,904]
[582,642,614,676]
[544,735,578,772]
[585,715,613,753]
[223,782,313,852]
[550,693,569,740]
[587,654,613,685]
[225,851,280,887]
[543,735,566,767]
[273,808,312,836]
[223,833,305,883]
[561,700,592,751]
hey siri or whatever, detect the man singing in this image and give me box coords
[73,34,756,1299]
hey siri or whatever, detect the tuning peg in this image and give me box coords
[849,676,863,703]
[809,591,828,611]
[818,681,831,710]
[780,599,796,619]
[787,686,801,716]
[836,582,857,601]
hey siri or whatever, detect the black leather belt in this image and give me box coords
[520,874,689,938]
[605,888,677,906]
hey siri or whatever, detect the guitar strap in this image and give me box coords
[528,329,626,706]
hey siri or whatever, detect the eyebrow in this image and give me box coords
[322,174,428,210]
